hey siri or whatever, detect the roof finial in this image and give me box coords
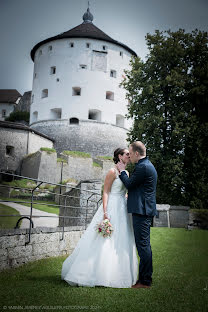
[83,2,93,23]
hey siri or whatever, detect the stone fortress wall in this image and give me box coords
[21,149,114,184]
[31,119,129,156]
[0,122,54,174]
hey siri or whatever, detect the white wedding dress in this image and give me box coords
[61,171,138,288]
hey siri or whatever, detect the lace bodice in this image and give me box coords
[110,169,127,195]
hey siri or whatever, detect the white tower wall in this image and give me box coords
[30,38,132,129]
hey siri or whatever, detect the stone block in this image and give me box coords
[32,243,48,256]
[7,245,32,259]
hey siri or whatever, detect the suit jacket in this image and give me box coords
[119,157,157,216]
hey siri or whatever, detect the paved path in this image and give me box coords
[0,200,59,228]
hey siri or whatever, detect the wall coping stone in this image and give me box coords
[0,226,85,237]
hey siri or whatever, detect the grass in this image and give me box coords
[57,157,67,163]
[19,200,59,215]
[0,198,59,215]
[0,203,22,229]
[59,178,78,185]
[93,161,102,168]
[2,178,36,189]
[0,228,207,312]
[63,150,91,158]
[40,147,56,154]
[97,155,113,161]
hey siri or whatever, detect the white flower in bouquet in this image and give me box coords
[95,219,113,238]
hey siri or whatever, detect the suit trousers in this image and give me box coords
[132,213,153,286]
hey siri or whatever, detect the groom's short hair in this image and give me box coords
[130,141,146,156]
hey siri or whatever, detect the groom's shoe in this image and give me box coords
[132,282,151,289]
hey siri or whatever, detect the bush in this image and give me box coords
[5,111,30,122]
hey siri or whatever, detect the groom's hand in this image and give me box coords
[117,161,126,173]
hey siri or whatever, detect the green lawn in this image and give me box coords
[0,203,22,229]
[0,197,59,215]
[19,200,59,215]
[0,228,207,312]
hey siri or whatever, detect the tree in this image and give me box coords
[5,111,30,123]
[122,29,208,208]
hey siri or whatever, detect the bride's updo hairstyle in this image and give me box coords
[113,148,126,164]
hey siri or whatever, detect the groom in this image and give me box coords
[117,141,157,289]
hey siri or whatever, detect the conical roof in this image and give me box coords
[30,9,137,61]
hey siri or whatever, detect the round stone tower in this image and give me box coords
[30,7,137,156]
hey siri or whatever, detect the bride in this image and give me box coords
[61,148,138,288]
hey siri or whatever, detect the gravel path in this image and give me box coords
[0,200,59,228]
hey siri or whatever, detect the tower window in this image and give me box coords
[41,89,48,98]
[103,45,107,51]
[48,45,52,51]
[106,91,114,101]
[6,145,14,156]
[69,118,79,125]
[116,114,125,127]
[72,87,81,96]
[88,109,101,121]
[86,43,90,48]
[110,70,117,78]
[34,73,37,78]
[50,66,56,75]
[32,111,38,122]
[120,51,123,57]
[80,64,87,69]
[2,109,6,117]
[50,108,62,119]
[70,42,74,48]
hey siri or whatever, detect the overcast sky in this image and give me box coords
[0,0,207,95]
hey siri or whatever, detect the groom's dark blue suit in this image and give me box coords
[119,156,157,286]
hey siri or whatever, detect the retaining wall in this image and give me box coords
[0,226,84,271]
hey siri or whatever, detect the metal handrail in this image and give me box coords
[0,184,100,203]
[0,172,100,194]
[0,172,102,244]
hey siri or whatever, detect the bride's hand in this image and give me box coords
[103,214,109,220]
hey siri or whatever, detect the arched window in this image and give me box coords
[116,114,125,127]
[88,109,101,122]
[69,118,79,125]
[41,89,48,98]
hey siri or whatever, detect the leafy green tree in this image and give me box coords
[122,29,208,208]
[5,111,30,123]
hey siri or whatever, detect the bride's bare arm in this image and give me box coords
[102,168,116,219]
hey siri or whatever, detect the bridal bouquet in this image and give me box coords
[96,219,113,238]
